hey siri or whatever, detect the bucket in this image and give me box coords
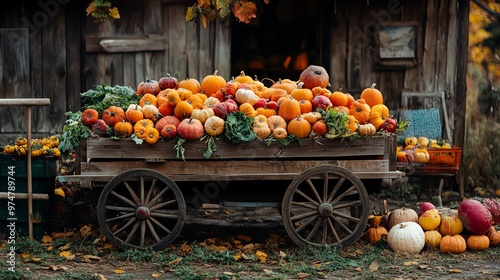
[0,154,58,238]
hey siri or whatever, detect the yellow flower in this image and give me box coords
[109,7,120,19]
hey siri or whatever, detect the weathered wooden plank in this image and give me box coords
[436,0,449,92]
[329,10,347,89]
[445,0,458,135]
[41,11,67,135]
[422,1,439,91]
[166,4,188,79]
[86,36,168,53]
[85,137,390,160]
[214,20,231,80]
[0,99,50,106]
[66,0,83,112]
[0,29,30,133]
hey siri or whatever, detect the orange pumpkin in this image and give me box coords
[178,78,201,94]
[125,104,144,124]
[349,98,371,123]
[253,122,272,139]
[102,106,125,127]
[160,124,177,140]
[155,116,181,131]
[270,79,297,94]
[298,99,313,114]
[144,127,160,144]
[424,230,442,248]
[311,120,327,136]
[255,107,276,118]
[191,108,215,124]
[114,120,133,137]
[174,100,194,120]
[201,70,226,97]
[298,65,329,89]
[365,226,389,244]
[279,96,302,122]
[266,88,288,102]
[487,226,500,246]
[369,104,390,130]
[136,78,160,96]
[234,71,253,84]
[360,83,384,108]
[272,127,288,139]
[287,117,311,139]
[440,234,467,254]
[290,84,314,102]
[329,89,348,107]
[239,103,257,117]
[204,116,225,137]
[267,115,287,131]
[467,235,490,251]
[177,117,204,140]
[301,112,322,124]
[139,93,158,107]
[346,115,359,133]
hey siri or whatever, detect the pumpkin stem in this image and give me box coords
[297,81,304,89]
[240,71,246,77]
[383,199,390,215]
[371,83,377,89]
[213,70,219,76]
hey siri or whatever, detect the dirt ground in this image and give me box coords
[3,191,500,280]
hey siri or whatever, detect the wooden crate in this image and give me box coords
[59,135,401,188]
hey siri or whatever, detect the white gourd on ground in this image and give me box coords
[387,221,425,254]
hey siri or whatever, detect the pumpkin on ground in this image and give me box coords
[424,230,442,248]
[418,209,441,230]
[439,234,467,254]
[438,209,464,235]
[365,226,389,244]
[388,207,419,230]
[466,235,490,251]
[387,222,425,254]
[487,226,500,246]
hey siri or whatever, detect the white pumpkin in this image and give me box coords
[235,88,259,105]
[387,222,425,254]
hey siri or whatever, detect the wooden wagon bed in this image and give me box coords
[57,135,402,251]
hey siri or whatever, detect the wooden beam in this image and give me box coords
[0,98,50,106]
[85,36,168,53]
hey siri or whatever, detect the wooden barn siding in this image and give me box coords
[328,0,460,137]
[0,0,83,143]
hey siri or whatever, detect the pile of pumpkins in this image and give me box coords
[365,198,500,254]
[80,65,397,145]
[1,135,61,158]
[397,136,453,163]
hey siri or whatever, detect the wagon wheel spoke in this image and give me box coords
[105,206,136,212]
[306,178,323,203]
[296,215,321,234]
[150,216,171,234]
[296,189,320,207]
[123,181,141,206]
[140,221,146,248]
[145,178,158,205]
[322,219,328,244]
[150,212,179,219]
[146,219,161,243]
[150,199,177,211]
[110,190,137,208]
[282,165,369,248]
[148,186,170,208]
[327,218,341,243]
[322,172,329,201]
[140,176,145,205]
[98,169,186,251]
[327,177,346,203]
[125,221,141,243]
[113,217,137,236]
[330,215,353,234]
[290,210,318,221]
[106,212,135,223]
[305,218,322,241]
[291,201,317,210]
[331,185,356,205]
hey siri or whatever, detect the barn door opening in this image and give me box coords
[230,0,330,84]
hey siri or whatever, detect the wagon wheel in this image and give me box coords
[282,165,370,248]
[97,168,186,251]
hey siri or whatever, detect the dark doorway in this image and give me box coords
[230,0,330,84]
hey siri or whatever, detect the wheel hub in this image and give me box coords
[135,205,150,220]
[317,203,333,218]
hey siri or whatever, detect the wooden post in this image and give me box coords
[0,98,50,240]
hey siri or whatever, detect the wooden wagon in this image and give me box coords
[57,135,402,250]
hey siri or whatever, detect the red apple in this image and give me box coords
[419,201,436,216]
[158,73,178,90]
[380,118,397,132]
[312,95,332,111]
[253,98,267,109]
[266,100,279,111]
